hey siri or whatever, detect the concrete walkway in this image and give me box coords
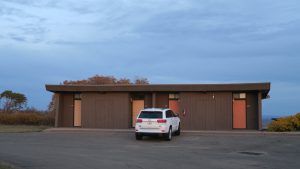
[44,127,300,135]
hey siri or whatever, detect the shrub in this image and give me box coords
[294,113,300,130]
[0,112,54,126]
[268,113,300,132]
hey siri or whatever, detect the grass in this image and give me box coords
[0,125,51,133]
[0,161,15,169]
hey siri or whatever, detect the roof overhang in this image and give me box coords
[46,82,270,99]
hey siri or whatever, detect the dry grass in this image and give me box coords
[0,112,54,126]
[0,125,51,133]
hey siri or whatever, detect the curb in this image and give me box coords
[44,128,300,135]
[44,128,133,133]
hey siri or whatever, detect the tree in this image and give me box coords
[116,78,132,84]
[62,75,149,85]
[134,77,149,84]
[48,75,149,112]
[0,90,27,112]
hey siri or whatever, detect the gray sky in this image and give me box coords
[0,0,300,117]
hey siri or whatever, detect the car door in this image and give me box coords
[167,110,176,130]
[165,110,173,129]
[170,110,179,130]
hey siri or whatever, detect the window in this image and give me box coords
[138,111,162,119]
[166,110,176,118]
[170,110,177,117]
[233,93,246,99]
[169,93,179,100]
[166,110,173,118]
[74,93,81,100]
[132,93,145,100]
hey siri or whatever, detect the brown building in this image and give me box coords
[46,82,270,130]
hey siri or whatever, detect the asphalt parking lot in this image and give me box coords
[0,131,299,169]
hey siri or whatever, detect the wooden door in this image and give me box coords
[132,100,144,127]
[74,100,81,127]
[169,100,180,114]
[233,100,246,129]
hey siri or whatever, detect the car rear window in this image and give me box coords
[138,111,163,119]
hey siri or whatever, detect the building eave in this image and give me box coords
[45,82,270,99]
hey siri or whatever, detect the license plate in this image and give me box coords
[147,122,152,125]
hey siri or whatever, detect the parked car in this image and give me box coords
[135,108,181,141]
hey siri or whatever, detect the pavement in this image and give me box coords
[0,129,300,169]
[45,127,300,135]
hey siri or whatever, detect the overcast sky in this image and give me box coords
[0,0,299,117]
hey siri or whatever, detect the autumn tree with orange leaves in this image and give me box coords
[48,75,149,115]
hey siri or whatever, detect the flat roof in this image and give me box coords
[46,82,270,99]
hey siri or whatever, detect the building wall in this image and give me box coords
[179,92,233,130]
[81,92,130,128]
[57,91,260,130]
[144,93,152,108]
[156,93,169,108]
[58,93,74,127]
[215,92,234,130]
[246,93,259,130]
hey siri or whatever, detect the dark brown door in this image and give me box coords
[61,94,74,127]
[156,93,169,108]
[233,100,246,129]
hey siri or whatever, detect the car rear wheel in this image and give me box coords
[175,124,181,136]
[135,133,143,140]
[164,127,172,141]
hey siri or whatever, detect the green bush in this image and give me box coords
[268,113,300,132]
[0,112,54,126]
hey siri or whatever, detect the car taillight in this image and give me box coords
[157,119,167,123]
[136,119,143,123]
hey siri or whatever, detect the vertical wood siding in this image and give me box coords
[258,92,262,130]
[57,91,259,130]
[81,92,130,128]
[180,92,232,130]
[54,93,61,127]
[60,93,74,127]
[215,93,232,130]
[144,93,152,108]
[247,93,258,130]
[156,93,169,108]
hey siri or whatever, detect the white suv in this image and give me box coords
[135,108,181,141]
